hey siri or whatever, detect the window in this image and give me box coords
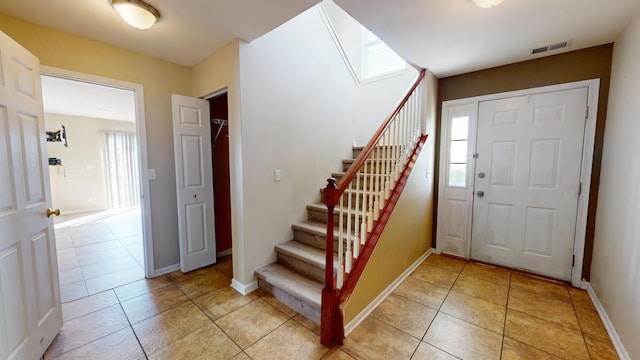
[448,116,469,187]
[361,28,406,80]
[104,131,140,208]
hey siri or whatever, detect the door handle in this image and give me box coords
[477,191,485,198]
[46,208,61,218]
[478,172,485,179]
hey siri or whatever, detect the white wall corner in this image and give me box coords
[585,282,632,360]
[343,248,433,336]
[231,278,259,296]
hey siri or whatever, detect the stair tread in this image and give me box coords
[255,263,322,307]
[307,203,368,215]
[292,220,331,236]
[332,171,382,177]
[276,240,339,268]
[343,157,397,162]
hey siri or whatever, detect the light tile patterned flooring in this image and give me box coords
[48,248,620,359]
[55,208,145,303]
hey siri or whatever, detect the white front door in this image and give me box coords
[171,94,216,273]
[0,31,62,359]
[471,88,588,280]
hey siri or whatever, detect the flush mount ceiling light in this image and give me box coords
[472,0,505,8]
[112,0,160,30]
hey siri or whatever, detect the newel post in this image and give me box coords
[321,178,343,346]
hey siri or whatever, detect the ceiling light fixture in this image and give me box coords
[112,0,160,30]
[472,0,505,8]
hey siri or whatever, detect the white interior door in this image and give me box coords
[471,88,588,280]
[0,31,62,359]
[171,94,216,273]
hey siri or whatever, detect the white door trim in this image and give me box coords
[437,79,600,287]
[40,66,155,278]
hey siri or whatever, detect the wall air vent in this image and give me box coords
[549,41,568,51]
[530,40,571,55]
[531,46,549,55]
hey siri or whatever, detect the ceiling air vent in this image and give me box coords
[530,40,571,55]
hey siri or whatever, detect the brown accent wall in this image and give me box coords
[436,44,614,281]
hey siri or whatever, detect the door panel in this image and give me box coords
[172,94,216,273]
[0,30,62,360]
[471,88,588,280]
[32,232,56,319]
[0,245,29,358]
[0,108,13,211]
[19,113,45,204]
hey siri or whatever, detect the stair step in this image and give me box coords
[292,220,343,250]
[330,172,387,189]
[342,158,396,172]
[307,203,366,228]
[276,240,338,283]
[320,187,382,201]
[255,263,322,324]
[352,145,403,158]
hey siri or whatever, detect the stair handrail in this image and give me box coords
[334,70,425,191]
[321,69,427,346]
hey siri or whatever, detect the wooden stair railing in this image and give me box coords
[321,69,428,346]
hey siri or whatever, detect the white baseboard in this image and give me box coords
[584,282,631,360]
[231,279,258,295]
[59,208,107,215]
[152,263,181,277]
[217,248,232,258]
[343,248,433,336]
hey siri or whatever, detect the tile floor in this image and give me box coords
[47,252,620,359]
[54,208,145,302]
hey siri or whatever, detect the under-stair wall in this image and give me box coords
[336,69,438,334]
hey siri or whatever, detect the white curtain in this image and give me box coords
[103,131,140,208]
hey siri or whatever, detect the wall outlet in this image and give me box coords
[275,170,281,182]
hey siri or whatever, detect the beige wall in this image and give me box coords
[344,70,437,323]
[437,44,614,279]
[46,114,135,212]
[191,40,248,283]
[191,7,419,288]
[0,14,191,270]
[590,10,640,359]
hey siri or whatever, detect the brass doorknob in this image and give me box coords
[46,208,61,218]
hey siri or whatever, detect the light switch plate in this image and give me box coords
[148,169,156,180]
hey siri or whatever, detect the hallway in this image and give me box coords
[54,208,145,302]
[45,253,619,359]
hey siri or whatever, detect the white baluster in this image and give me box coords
[345,182,352,273]
[338,193,344,287]
[362,159,369,237]
[354,165,361,260]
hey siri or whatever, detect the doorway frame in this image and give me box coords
[41,66,155,278]
[436,79,600,287]
[204,88,233,259]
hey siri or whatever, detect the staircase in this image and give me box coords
[254,145,369,324]
[256,70,426,344]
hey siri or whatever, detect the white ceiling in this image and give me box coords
[336,0,640,77]
[0,0,319,67]
[2,0,639,77]
[41,75,136,122]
